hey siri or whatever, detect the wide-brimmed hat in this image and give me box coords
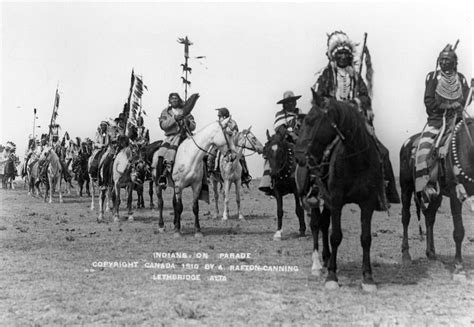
[215,107,230,118]
[277,91,301,104]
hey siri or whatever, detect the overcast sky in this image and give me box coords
[1,1,472,176]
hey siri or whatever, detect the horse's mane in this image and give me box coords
[319,99,373,152]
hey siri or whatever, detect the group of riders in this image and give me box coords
[12,30,472,210]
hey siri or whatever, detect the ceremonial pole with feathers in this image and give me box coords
[47,86,61,144]
[355,32,373,98]
[125,69,147,137]
[177,36,200,117]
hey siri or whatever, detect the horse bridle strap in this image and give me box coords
[235,131,258,157]
[185,119,236,157]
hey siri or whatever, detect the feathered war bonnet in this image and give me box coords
[436,43,458,71]
[326,31,359,61]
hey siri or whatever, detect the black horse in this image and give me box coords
[400,118,474,271]
[1,154,17,189]
[72,142,91,197]
[262,130,306,240]
[295,90,383,291]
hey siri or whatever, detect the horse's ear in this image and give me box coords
[266,129,271,141]
[311,87,326,109]
[248,126,252,131]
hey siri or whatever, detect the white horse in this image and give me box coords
[210,127,264,220]
[39,146,63,203]
[110,141,144,222]
[154,117,237,237]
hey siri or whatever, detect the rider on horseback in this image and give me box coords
[154,93,196,188]
[89,121,111,181]
[306,31,400,209]
[207,107,253,187]
[36,134,49,184]
[258,90,304,195]
[415,43,471,202]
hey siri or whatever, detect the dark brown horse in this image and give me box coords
[262,130,306,241]
[294,90,383,291]
[72,141,91,197]
[399,118,474,271]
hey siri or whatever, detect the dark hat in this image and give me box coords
[215,107,230,118]
[277,91,301,104]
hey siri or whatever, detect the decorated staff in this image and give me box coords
[125,69,147,137]
[178,36,193,102]
[47,87,61,145]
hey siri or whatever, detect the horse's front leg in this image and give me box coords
[148,181,154,209]
[98,188,106,223]
[89,177,95,211]
[294,191,306,236]
[450,195,465,270]
[212,179,220,219]
[113,185,121,222]
[155,183,165,232]
[401,183,414,265]
[222,179,231,221]
[48,177,54,203]
[192,184,203,238]
[172,189,183,237]
[310,207,322,277]
[424,196,442,260]
[235,181,245,220]
[58,177,63,203]
[127,183,134,221]
[273,189,283,241]
[360,204,376,292]
[326,205,343,289]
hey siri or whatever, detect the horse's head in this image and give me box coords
[295,90,339,166]
[39,145,53,161]
[235,126,264,155]
[133,160,148,184]
[263,131,293,178]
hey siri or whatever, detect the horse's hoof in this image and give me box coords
[221,217,228,221]
[402,253,412,266]
[128,216,134,222]
[238,214,245,220]
[213,214,219,220]
[311,268,322,278]
[361,282,377,293]
[325,281,339,290]
[113,216,120,223]
[157,227,165,233]
[426,252,437,261]
[195,232,204,238]
[273,231,282,241]
[173,232,182,238]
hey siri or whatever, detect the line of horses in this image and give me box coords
[13,94,474,291]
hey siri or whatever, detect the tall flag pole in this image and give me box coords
[125,69,147,136]
[48,86,61,143]
[32,108,37,141]
[178,36,193,102]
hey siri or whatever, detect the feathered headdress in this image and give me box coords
[326,31,358,61]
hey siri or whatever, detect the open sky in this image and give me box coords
[1,1,472,176]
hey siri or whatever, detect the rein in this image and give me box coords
[184,119,236,156]
[235,131,259,157]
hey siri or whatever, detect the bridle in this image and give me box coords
[185,117,236,157]
[235,130,260,157]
